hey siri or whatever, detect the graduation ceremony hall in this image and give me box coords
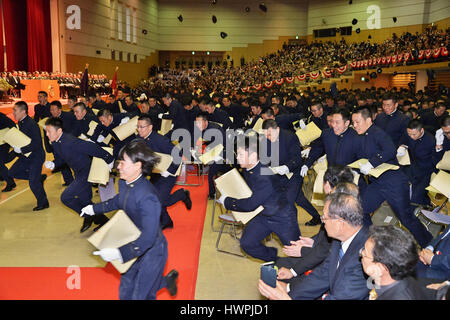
[0,0,449,304]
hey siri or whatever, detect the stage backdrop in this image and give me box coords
[1,0,52,72]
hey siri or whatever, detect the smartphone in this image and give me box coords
[260,261,278,288]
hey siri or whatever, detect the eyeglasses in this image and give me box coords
[137,125,150,129]
[359,248,374,261]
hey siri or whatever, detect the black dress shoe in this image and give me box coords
[165,269,179,296]
[80,216,94,233]
[93,215,109,232]
[2,182,16,192]
[183,190,192,210]
[305,217,321,226]
[33,202,49,211]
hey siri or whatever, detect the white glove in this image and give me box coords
[435,128,444,146]
[299,119,307,130]
[80,204,95,217]
[13,146,21,153]
[97,135,106,143]
[275,165,290,175]
[301,148,311,158]
[107,161,114,172]
[120,117,130,125]
[93,248,122,263]
[161,171,171,178]
[158,113,164,119]
[300,165,308,177]
[396,146,407,157]
[44,161,55,170]
[359,161,374,175]
[216,194,227,206]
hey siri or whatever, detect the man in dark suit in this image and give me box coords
[217,135,300,262]
[0,113,17,191]
[416,225,450,281]
[361,225,430,300]
[374,93,409,147]
[48,100,76,186]
[261,119,316,226]
[307,100,329,130]
[275,165,356,285]
[258,192,369,300]
[33,91,51,122]
[123,95,141,114]
[6,101,49,210]
[352,106,432,248]
[161,93,190,140]
[398,119,435,206]
[203,98,233,130]
[221,95,248,130]
[72,102,101,141]
[44,117,114,232]
[419,102,447,135]
[136,114,192,229]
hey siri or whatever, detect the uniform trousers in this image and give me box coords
[361,170,432,247]
[153,175,186,227]
[8,155,48,206]
[240,206,300,262]
[119,234,168,300]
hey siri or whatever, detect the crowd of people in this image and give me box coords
[0,22,449,301]
[0,77,449,300]
[133,26,449,95]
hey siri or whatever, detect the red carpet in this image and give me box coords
[0,176,209,300]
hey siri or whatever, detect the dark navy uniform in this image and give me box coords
[0,113,16,187]
[275,113,303,132]
[307,110,329,130]
[162,99,190,138]
[209,108,233,130]
[52,133,114,223]
[33,102,51,122]
[72,113,100,140]
[123,102,141,115]
[92,175,168,300]
[195,122,232,198]
[355,124,432,247]
[7,115,48,207]
[374,109,409,147]
[399,131,435,206]
[138,130,188,228]
[305,127,360,167]
[419,109,446,135]
[223,162,300,261]
[263,129,319,221]
[49,111,77,185]
[94,112,138,159]
[222,102,248,129]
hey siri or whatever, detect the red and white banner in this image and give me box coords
[397,54,403,62]
[349,61,357,68]
[336,65,348,74]
[284,77,295,83]
[441,47,448,57]
[309,72,320,79]
[322,70,333,78]
[296,74,307,81]
[391,55,397,64]
[404,52,410,62]
[418,50,424,60]
[386,56,391,64]
[433,48,441,58]
[253,84,262,90]
[264,81,273,88]
[274,78,284,85]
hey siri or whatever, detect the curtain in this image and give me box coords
[3,0,28,71]
[26,0,52,72]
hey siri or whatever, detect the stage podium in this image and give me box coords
[21,80,60,101]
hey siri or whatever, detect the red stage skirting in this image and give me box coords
[0,176,208,300]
